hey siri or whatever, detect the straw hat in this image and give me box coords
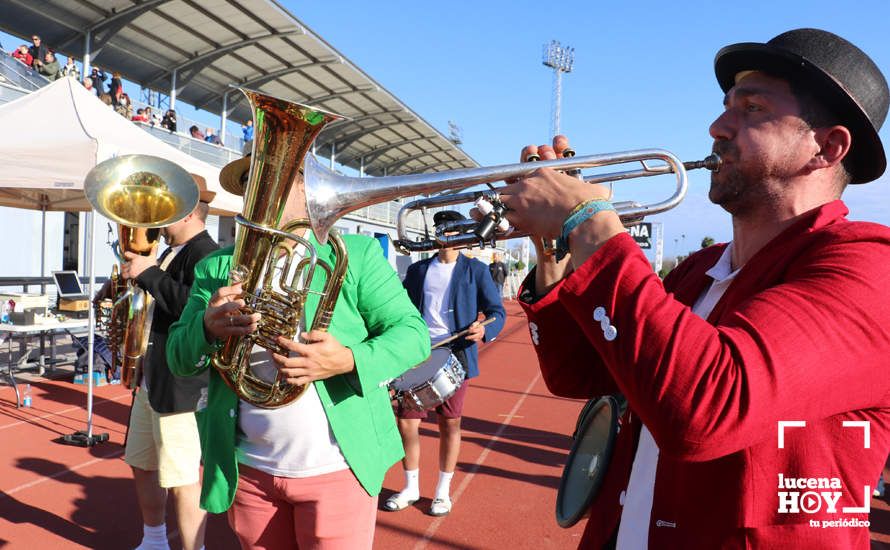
[191,173,216,203]
[219,154,251,196]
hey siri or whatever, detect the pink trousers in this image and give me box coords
[228,465,377,550]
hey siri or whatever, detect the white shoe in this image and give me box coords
[429,497,452,516]
[383,491,419,512]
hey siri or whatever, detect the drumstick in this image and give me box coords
[431,317,496,349]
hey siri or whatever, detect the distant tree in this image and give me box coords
[513,260,526,272]
[701,236,716,249]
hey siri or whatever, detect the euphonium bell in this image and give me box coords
[85,155,199,389]
[210,88,347,409]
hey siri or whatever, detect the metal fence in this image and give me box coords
[0,54,49,93]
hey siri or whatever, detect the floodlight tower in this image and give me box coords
[542,40,575,137]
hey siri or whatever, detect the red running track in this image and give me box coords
[0,301,887,549]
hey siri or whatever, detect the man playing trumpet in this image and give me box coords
[502,28,890,548]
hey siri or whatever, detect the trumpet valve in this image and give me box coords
[473,196,511,240]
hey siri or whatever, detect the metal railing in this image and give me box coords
[129,97,249,153]
[0,54,49,92]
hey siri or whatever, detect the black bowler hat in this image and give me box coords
[715,28,889,184]
[433,210,465,227]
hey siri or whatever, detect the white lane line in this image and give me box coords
[413,372,541,550]
[2,448,125,498]
[0,392,132,430]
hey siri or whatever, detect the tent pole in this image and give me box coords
[40,208,46,277]
[86,210,95,438]
[59,212,108,447]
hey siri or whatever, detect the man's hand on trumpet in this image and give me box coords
[272,331,356,385]
[499,136,625,270]
[203,282,260,342]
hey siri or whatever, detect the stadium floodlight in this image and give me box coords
[542,40,575,137]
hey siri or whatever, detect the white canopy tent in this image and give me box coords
[0,77,242,445]
[0,76,240,214]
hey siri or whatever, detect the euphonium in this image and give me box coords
[85,155,199,389]
[210,89,345,409]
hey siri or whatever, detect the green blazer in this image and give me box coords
[166,234,430,513]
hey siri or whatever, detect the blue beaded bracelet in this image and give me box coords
[554,199,616,261]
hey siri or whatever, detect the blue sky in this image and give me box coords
[279,0,890,257]
[5,1,890,259]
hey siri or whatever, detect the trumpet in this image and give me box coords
[302,149,721,253]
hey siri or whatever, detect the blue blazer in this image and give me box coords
[403,253,506,379]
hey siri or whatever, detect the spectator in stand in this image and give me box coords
[28,35,47,69]
[99,93,113,107]
[161,109,177,133]
[61,56,80,81]
[109,71,123,107]
[132,108,149,123]
[82,76,94,94]
[204,128,220,145]
[144,106,160,127]
[90,67,107,96]
[115,93,132,119]
[34,51,61,81]
[189,125,205,141]
[11,45,32,67]
[241,119,253,142]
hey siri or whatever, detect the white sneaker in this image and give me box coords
[429,497,452,516]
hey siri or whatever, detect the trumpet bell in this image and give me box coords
[85,155,200,228]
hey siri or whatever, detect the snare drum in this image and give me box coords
[390,348,466,411]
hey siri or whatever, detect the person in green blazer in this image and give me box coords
[166,167,430,549]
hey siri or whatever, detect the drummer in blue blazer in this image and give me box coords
[385,210,506,517]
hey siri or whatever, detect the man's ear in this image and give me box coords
[810,125,852,170]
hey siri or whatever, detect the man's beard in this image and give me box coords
[708,141,768,216]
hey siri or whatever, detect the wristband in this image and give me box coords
[555,199,616,261]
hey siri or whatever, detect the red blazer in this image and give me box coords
[521,201,890,549]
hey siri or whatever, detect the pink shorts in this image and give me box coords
[228,465,377,550]
[396,380,469,420]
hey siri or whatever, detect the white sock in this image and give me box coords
[138,523,169,550]
[402,469,419,497]
[435,471,454,501]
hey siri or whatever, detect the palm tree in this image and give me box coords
[701,236,716,249]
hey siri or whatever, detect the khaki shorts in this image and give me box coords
[124,388,201,488]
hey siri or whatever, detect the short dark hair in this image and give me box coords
[194,201,209,222]
[787,77,853,189]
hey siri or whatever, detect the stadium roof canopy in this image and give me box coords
[0,0,477,177]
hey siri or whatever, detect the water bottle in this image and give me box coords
[22,384,32,408]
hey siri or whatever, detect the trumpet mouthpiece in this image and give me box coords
[684,154,722,173]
